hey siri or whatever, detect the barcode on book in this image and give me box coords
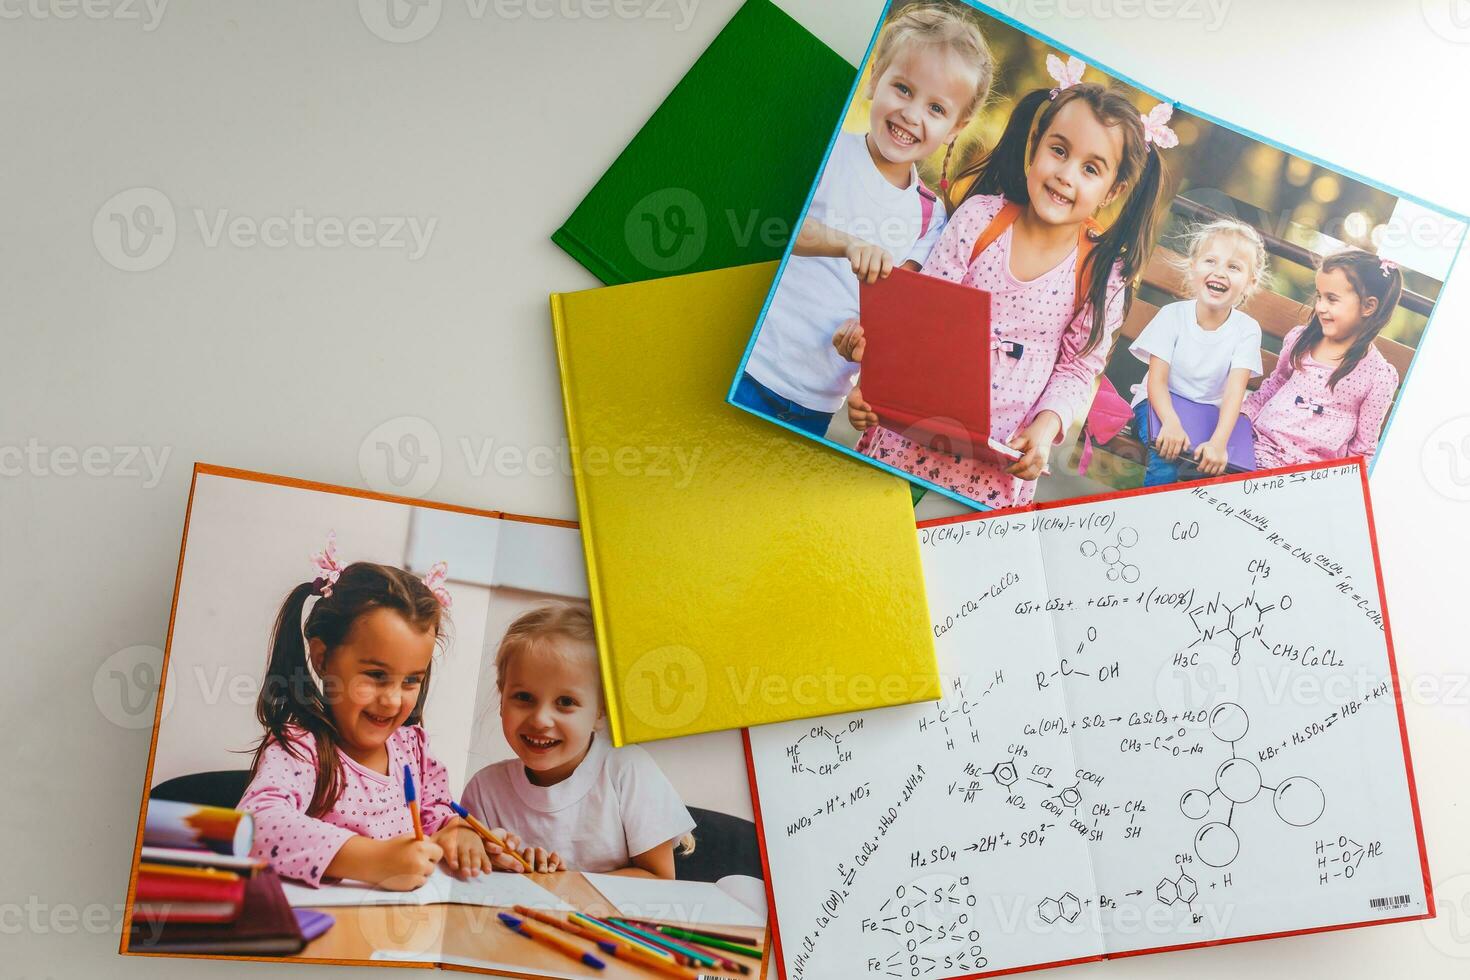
[1370,894,1411,910]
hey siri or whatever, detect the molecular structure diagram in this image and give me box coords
[1178,702,1326,867]
[1080,526,1140,583]
[1186,590,1293,665]
[785,722,856,776]
[870,876,987,978]
[1036,891,1083,925]
[1155,867,1200,919]
[1050,782,1084,812]
[987,758,1019,788]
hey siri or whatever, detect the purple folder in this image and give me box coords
[1147,393,1256,474]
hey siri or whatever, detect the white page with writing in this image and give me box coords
[749,518,1104,980]
[748,463,1427,979]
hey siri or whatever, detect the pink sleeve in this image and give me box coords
[1243,324,1305,421]
[1347,359,1399,464]
[918,196,1004,283]
[238,735,354,888]
[406,726,456,835]
[1028,267,1128,438]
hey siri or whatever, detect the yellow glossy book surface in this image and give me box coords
[550,262,939,744]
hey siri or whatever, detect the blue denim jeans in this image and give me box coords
[1135,400,1184,487]
[732,372,834,438]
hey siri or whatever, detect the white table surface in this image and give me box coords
[4,1,1470,976]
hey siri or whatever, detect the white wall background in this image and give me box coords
[4,0,1470,977]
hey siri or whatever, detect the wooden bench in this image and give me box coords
[1086,247,1415,467]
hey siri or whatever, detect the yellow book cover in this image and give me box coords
[550,262,939,745]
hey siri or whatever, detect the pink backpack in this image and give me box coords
[917,181,937,239]
[1077,375,1133,475]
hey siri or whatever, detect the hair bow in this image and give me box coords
[1046,54,1085,99]
[1380,258,1398,277]
[310,531,345,597]
[1140,102,1179,151]
[421,561,453,609]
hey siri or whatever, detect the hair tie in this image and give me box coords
[309,531,344,598]
[1140,102,1179,152]
[307,530,451,607]
[1380,258,1398,278]
[1046,54,1085,99]
[420,561,453,609]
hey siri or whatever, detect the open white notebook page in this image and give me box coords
[580,872,767,928]
[282,866,572,911]
[747,463,1426,980]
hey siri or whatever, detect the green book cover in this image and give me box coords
[551,0,854,285]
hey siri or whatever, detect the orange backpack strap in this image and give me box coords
[968,200,1021,268]
[967,202,1103,315]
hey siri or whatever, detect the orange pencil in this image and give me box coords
[450,802,532,871]
[499,912,605,969]
[570,913,677,961]
[514,907,699,979]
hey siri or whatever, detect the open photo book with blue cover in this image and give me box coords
[729,0,1466,511]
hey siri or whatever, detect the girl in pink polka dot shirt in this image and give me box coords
[238,552,528,890]
[1243,248,1403,469]
[834,72,1169,508]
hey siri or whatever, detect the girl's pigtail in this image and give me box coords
[1331,259,1402,388]
[1076,141,1167,354]
[955,88,1051,208]
[250,581,345,818]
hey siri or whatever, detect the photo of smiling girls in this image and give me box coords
[730,0,1465,509]
[127,466,769,966]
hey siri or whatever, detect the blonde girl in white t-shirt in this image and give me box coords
[1131,218,1270,484]
[461,603,696,877]
[735,4,994,435]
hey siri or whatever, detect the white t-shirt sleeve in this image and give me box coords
[1230,314,1265,376]
[1128,302,1182,365]
[611,747,697,858]
[460,764,507,831]
[903,199,947,267]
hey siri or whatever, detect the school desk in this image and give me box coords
[293,870,766,979]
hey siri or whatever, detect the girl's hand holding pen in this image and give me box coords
[376,834,444,890]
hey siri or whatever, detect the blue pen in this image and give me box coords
[403,765,423,840]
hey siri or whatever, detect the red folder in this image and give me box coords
[858,267,1023,466]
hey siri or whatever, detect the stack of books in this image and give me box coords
[129,800,306,955]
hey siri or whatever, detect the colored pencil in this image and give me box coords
[611,918,746,973]
[653,925,762,959]
[449,801,533,871]
[571,913,676,961]
[607,918,721,969]
[402,765,423,840]
[499,912,605,970]
[623,919,759,948]
[514,907,699,979]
